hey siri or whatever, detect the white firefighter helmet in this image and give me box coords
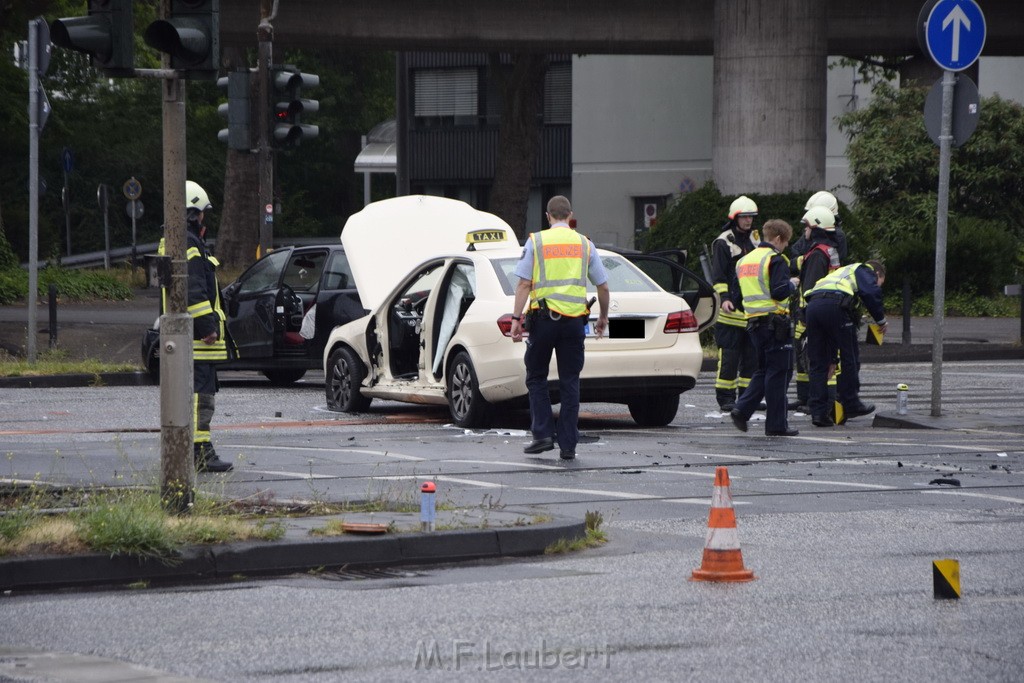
[802,205,836,231]
[728,195,758,220]
[804,190,839,216]
[185,180,213,213]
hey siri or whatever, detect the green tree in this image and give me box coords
[837,81,1024,295]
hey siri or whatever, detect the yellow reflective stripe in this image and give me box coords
[188,302,214,317]
[186,246,201,260]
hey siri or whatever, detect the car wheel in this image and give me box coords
[262,368,307,386]
[627,393,680,427]
[326,347,371,412]
[447,351,491,428]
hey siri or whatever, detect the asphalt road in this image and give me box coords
[1,358,1023,681]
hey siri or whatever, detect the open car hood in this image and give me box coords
[340,195,518,311]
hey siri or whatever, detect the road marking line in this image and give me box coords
[371,474,504,488]
[761,477,898,490]
[250,469,335,480]
[922,490,1024,504]
[442,459,563,471]
[223,444,425,461]
[522,486,749,504]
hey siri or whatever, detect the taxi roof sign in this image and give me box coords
[466,229,509,250]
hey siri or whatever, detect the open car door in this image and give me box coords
[625,253,719,331]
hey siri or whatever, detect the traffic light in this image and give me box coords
[144,0,219,79]
[271,65,320,147]
[50,0,134,76]
[217,70,251,150]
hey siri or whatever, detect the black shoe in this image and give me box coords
[844,402,875,419]
[524,437,554,454]
[756,402,768,412]
[720,402,736,413]
[195,444,233,473]
[795,405,811,414]
[765,428,800,436]
[559,450,576,460]
[812,415,835,427]
[788,399,802,410]
[729,409,748,433]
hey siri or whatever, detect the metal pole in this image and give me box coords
[257,2,275,257]
[101,185,110,270]
[27,18,40,363]
[931,70,955,417]
[902,278,911,346]
[159,0,195,513]
[48,284,57,349]
[362,134,370,206]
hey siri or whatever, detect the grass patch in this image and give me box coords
[545,510,608,554]
[0,348,139,378]
[0,486,288,562]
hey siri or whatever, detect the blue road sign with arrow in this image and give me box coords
[925,0,986,71]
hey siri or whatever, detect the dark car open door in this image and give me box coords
[312,249,364,357]
[222,248,292,358]
[626,252,719,331]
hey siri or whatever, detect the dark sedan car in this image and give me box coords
[142,244,364,384]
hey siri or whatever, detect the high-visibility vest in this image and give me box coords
[807,263,862,298]
[158,236,229,361]
[530,226,590,317]
[736,246,789,319]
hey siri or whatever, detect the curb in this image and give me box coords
[0,371,153,389]
[0,518,585,593]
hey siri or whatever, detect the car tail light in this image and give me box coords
[497,313,527,337]
[663,310,699,333]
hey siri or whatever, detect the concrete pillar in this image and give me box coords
[712,0,827,195]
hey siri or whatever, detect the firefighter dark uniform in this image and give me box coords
[804,261,888,426]
[160,180,234,472]
[729,220,798,436]
[711,196,760,411]
[510,197,609,460]
[791,205,842,410]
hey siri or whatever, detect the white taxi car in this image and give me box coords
[323,196,717,427]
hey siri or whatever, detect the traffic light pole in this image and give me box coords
[257,3,275,257]
[27,18,41,363]
[157,0,195,513]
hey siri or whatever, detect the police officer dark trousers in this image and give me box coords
[729,219,799,437]
[804,260,888,426]
[510,196,609,460]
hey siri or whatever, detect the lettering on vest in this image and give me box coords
[542,243,584,259]
[735,261,761,279]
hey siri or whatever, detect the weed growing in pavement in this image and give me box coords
[544,510,608,554]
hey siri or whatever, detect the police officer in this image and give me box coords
[804,260,888,427]
[711,196,760,412]
[160,181,233,472]
[790,205,843,412]
[729,219,800,436]
[510,196,610,460]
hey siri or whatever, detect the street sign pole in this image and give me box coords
[931,69,955,417]
[27,18,41,363]
[98,184,111,270]
[921,0,986,417]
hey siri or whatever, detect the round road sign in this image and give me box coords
[123,177,142,200]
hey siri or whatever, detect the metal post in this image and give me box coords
[931,70,955,417]
[27,18,40,363]
[158,0,195,513]
[902,278,912,346]
[100,184,110,270]
[257,2,275,257]
[48,284,57,349]
[396,51,409,196]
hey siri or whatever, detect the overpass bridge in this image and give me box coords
[219,0,1024,195]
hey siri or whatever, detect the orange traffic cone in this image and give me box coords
[691,466,755,582]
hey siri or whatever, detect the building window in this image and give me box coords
[544,62,571,124]
[414,68,479,123]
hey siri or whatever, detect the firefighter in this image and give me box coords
[804,260,888,427]
[728,219,800,437]
[160,181,234,472]
[790,205,843,412]
[710,196,760,412]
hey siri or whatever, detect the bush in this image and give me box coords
[0,266,134,304]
